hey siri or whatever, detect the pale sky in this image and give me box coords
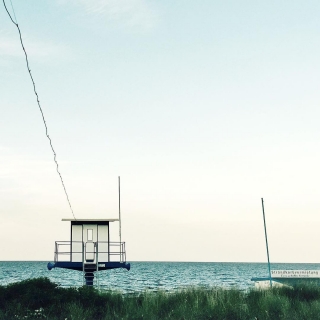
[1,0,320,263]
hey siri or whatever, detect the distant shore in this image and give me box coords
[1,277,320,319]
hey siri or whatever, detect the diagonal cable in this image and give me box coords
[9,0,17,23]
[3,0,76,220]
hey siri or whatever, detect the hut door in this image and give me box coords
[83,224,97,262]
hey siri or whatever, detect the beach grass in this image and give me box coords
[1,278,320,319]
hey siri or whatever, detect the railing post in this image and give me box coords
[122,242,124,262]
[54,242,57,263]
[82,242,85,264]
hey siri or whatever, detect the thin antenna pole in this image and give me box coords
[261,198,272,288]
[118,176,122,261]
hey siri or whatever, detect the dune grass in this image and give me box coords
[1,277,320,319]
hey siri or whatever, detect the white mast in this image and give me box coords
[118,176,122,261]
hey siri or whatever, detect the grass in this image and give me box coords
[1,278,320,319]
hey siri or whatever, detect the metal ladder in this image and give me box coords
[82,242,99,288]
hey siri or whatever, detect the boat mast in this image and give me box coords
[261,198,272,287]
[118,176,122,261]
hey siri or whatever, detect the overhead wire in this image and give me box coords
[3,0,77,220]
[8,0,17,23]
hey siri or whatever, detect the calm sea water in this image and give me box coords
[1,261,320,292]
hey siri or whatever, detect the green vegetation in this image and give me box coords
[1,278,320,319]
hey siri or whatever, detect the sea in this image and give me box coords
[1,261,319,293]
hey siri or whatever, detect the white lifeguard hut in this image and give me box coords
[47,218,130,286]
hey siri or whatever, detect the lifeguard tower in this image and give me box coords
[47,218,130,286]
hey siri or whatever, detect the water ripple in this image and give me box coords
[1,261,320,292]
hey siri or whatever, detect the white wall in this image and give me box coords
[71,224,82,262]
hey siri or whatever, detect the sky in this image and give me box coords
[1,0,320,263]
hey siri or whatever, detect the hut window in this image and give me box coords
[87,229,93,241]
